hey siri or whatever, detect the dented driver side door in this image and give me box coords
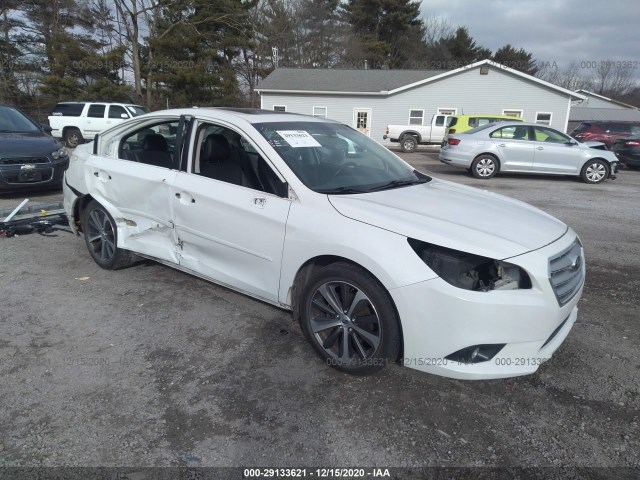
[84,117,185,263]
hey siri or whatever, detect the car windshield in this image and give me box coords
[254,121,429,194]
[0,106,40,133]
[126,105,148,117]
[571,123,591,134]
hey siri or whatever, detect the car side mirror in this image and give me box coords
[41,124,53,134]
[121,113,129,119]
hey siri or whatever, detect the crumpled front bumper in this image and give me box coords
[389,230,584,380]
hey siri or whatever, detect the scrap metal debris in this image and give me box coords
[0,199,70,238]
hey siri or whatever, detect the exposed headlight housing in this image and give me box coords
[408,239,532,291]
[51,146,68,160]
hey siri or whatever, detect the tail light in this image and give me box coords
[448,138,461,146]
[624,141,640,146]
[448,128,456,134]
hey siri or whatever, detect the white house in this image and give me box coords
[256,59,586,141]
[568,89,640,131]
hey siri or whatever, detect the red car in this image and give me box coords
[570,121,640,149]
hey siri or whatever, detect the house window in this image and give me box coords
[502,109,523,118]
[437,108,457,115]
[409,110,424,125]
[535,112,552,125]
[273,105,286,112]
[313,106,327,118]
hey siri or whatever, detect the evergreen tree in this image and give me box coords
[301,0,343,67]
[342,0,426,69]
[148,0,253,107]
[437,27,491,67]
[492,44,537,75]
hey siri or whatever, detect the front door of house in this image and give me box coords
[354,109,371,136]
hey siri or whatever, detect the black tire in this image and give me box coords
[471,154,498,179]
[400,135,418,153]
[64,128,83,148]
[81,200,134,270]
[580,159,609,184]
[299,263,400,375]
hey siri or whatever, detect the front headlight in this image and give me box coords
[408,239,532,291]
[51,146,68,160]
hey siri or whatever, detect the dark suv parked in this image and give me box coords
[570,122,640,149]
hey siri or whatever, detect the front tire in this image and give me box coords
[299,263,400,375]
[581,159,609,183]
[471,155,498,179]
[400,135,418,153]
[82,200,133,270]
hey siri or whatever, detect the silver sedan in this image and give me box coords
[439,122,619,184]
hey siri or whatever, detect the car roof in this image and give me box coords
[150,107,340,125]
[481,121,558,128]
[54,101,144,106]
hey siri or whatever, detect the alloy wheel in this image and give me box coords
[86,209,116,263]
[308,281,381,363]
[585,162,606,182]
[476,158,495,177]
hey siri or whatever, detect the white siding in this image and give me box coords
[260,65,575,140]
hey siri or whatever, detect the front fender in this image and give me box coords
[278,198,437,306]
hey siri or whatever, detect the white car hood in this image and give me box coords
[328,179,568,259]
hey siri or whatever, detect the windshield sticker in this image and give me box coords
[276,130,322,148]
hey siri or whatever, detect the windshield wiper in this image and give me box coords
[317,186,369,195]
[366,177,428,192]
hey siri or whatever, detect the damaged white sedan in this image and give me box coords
[64,108,584,379]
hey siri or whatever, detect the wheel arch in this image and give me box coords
[399,131,422,143]
[583,156,612,170]
[62,125,81,136]
[71,193,96,233]
[288,255,405,361]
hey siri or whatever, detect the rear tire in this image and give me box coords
[400,135,418,153]
[299,263,400,376]
[581,159,608,184]
[64,128,84,148]
[471,155,498,179]
[82,200,134,270]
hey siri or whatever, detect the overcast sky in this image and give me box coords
[421,0,640,70]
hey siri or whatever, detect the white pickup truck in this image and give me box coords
[48,102,147,148]
[384,114,451,152]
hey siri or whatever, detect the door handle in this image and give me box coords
[253,197,266,208]
[175,192,196,204]
[536,146,544,150]
[498,144,506,147]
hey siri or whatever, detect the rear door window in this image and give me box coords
[87,105,106,118]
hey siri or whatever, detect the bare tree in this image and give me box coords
[536,62,592,91]
[422,14,453,46]
[112,0,162,102]
[592,62,635,97]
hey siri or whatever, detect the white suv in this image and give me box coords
[48,102,147,147]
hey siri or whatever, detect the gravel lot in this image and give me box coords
[1,148,638,472]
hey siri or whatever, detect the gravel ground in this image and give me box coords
[0,150,638,472]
